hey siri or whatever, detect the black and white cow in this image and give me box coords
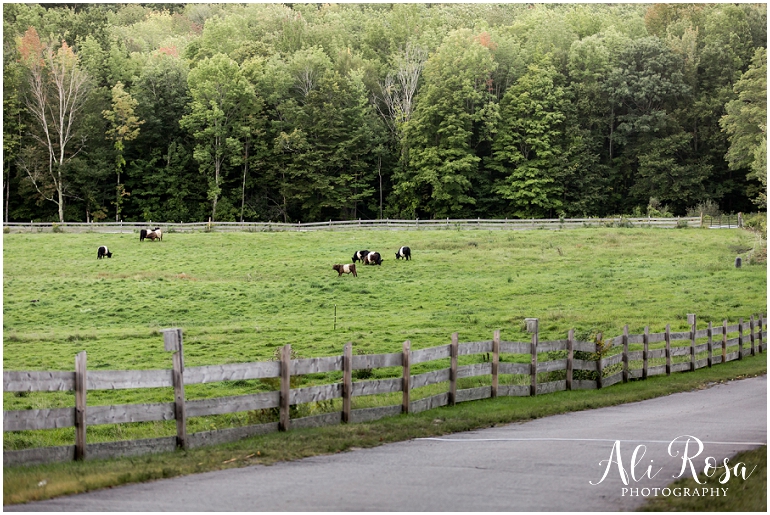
[140,227,162,242]
[352,250,369,263]
[395,246,411,260]
[364,251,382,265]
[97,246,112,259]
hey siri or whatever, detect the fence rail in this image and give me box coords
[3,314,765,466]
[3,217,704,234]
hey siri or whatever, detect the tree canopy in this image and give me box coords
[4,3,766,222]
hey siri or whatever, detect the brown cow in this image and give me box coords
[332,263,357,277]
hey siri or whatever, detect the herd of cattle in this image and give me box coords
[96,227,163,258]
[332,246,411,278]
[96,229,411,277]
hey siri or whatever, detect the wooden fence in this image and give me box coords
[2,216,703,234]
[3,314,765,466]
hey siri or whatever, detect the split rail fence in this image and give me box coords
[3,216,703,234]
[3,314,765,466]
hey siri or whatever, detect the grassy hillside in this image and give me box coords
[3,227,766,447]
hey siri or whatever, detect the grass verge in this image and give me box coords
[639,446,767,512]
[4,353,766,506]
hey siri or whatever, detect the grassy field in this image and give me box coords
[3,226,767,448]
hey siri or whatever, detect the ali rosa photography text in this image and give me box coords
[591,435,759,498]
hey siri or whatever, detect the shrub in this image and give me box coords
[743,212,767,235]
[647,197,673,217]
[686,199,721,218]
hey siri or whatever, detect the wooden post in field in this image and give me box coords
[163,328,187,449]
[402,340,411,414]
[492,330,500,397]
[749,316,755,356]
[738,318,744,360]
[279,344,291,431]
[566,329,574,391]
[342,342,352,423]
[449,333,458,405]
[622,325,629,383]
[707,321,713,368]
[595,332,603,389]
[722,320,727,364]
[642,327,649,380]
[687,314,696,372]
[75,351,87,461]
[665,324,671,376]
[526,318,538,396]
[759,315,764,353]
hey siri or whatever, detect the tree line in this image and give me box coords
[3,3,767,224]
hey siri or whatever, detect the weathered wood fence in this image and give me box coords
[3,216,702,234]
[3,314,765,466]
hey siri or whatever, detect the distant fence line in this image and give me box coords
[3,314,765,467]
[2,216,711,234]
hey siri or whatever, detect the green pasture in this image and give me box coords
[3,227,767,448]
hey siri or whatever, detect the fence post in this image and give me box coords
[749,315,755,356]
[665,324,671,376]
[280,344,291,431]
[688,314,696,372]
[642,327,649,379]
[449,333,458,405]
[707,321,713,368]
[722,320,727,364]
[526,318,538,396]
[759,314,764,353]
[622,325,629,383]
[492,330,500,397]
[595,332,604,389]
[162,328,187,449]
[343,342,352,423]
[738,318,744,360]
[75,351,87,461]
[402,340,411,414]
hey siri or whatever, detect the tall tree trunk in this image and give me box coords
[240,141,249,223]
[57,165,65,223]
[115,171,120,222]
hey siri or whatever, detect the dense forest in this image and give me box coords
[3,3,767,223]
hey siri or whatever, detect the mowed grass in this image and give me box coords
[639,446,767,512]
[3,227,767,448]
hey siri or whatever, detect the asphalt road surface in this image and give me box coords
[7,375,766,512]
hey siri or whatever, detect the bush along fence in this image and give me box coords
[2,216,705,234]
[3,314,766,467]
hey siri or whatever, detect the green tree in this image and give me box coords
[489,61,568,218]
[603,36,698,211]
[102,81,144,221]
[129,50,202,222]
[180,54,256,220]
[394,29,497,218]
[720,47,767,208]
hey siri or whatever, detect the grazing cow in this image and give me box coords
[97,246,112,259]
[352,250,369,263]
[364,251,382,265]
[395,246,411,260]
[332,263,357,277]
[140,227,162,242]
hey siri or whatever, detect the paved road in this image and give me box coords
[7,376,766,512]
